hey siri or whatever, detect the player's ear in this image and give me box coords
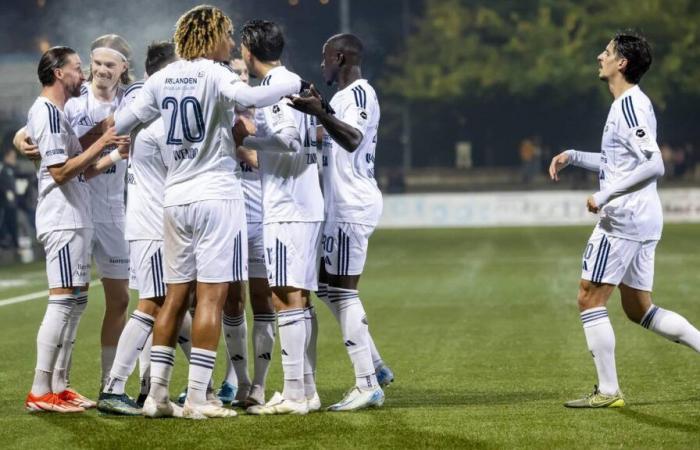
[337,52,345,67]
[617,57,628,73]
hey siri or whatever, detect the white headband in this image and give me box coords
[91,47,128,62]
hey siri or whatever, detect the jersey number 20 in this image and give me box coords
[162,96,205,144]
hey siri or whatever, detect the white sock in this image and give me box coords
[32,295,74,395]
[277,308,306,402]
[223,314,251,387]
[177,311,192,361]
[139,333,153,396]
[53,292,87,392]
[642,305,700,352]
[188,347,217,405]
[252,312,275,387]
[580,307,619,395]
[368,333,384,369]
[150,345,175,402]
[104,310,154,395]
[303,306,318,398]
[329,287,378,391]
[316,283,339,320]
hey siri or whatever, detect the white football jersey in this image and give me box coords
[323,79,382,226]
[27,97,92,235]
[121,82,168,240]
[65,83,126,224]
[256,66,324,223]
[239,159,263,223]
[125,58,252,207]
[598,85,662,241]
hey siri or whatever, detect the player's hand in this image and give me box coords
[99,126,130,148]
[287,84,326,116]
[19,137,41,161]
[117,143,130,160]
[586,195,599,214]
[101,115,116,131]
[548,151,570,181]
[233,117,254,147]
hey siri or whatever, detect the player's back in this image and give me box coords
[139,58,241,207]
[599,85,662,241]
[26,97,92,235]
[324,79,382,226]
[256,66,323,223]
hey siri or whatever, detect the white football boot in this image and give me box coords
[327,386,384,412]
[182,399,237,420]
[247,391,308,415]
[142,395,184,418]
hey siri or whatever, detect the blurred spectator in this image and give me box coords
[673,145,688,178]
[0,145,18,249]
[519,136,542,184]
[386,167,406,193]
[660,143,674,178]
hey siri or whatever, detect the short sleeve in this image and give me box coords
[262,101,297,134]
[32,104,69,167]
[214,63,243,108]
[337,86,372,137]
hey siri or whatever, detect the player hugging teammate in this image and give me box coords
[21,4,393,418]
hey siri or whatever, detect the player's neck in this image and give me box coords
[256,61,282,78]
[91,82,118,103]
[337,66,362,90]
[608,76,635,100]
[41,84,69,110]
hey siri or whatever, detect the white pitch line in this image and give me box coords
[0,280,103,307]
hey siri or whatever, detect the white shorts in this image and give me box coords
[129,240,166,298]
[247,222,266,279]
[91,221,130,279]
[39,228,93,289]
[163,199,248,284]
[322,221,375,276]
[263,222,322,291]
[581,228,657,291]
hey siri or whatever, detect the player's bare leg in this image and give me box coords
[565,280,624,408]
[222,282,250,404]
[100,278,130,387]
[620,283,700,351]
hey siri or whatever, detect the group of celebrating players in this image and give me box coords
[16,3,700,418]
[20,4,393,419]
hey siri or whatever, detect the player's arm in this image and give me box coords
[85,143,130,179]
[49,128,128,185]
[79,118,115,149]
[234,101,301,153]
[288,86,361,152]
[549,149,600,181]
[218,67,306,109]
[236,147,258,169]
[13,127,41,161]
[114,77,160,134]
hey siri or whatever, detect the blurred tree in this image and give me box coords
[383,0,700,108]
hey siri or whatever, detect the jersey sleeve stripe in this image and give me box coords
[44,103,59,133]
[622,97,638,128]
[358,86,366,108]
[627,97,639,126]
[125,82,144,97]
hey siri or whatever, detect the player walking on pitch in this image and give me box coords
[549,31,700,408]
[114,5,310,419]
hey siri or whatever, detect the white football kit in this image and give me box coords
[121,82,168,298]
[239,158,266,279]
[322,79,382,276]
[27,96,93,288]
[65,83,129,279]
[572,85,663,290]
[244,66,324,290]
[121,58,301,283]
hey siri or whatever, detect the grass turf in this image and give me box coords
[0,225,699,449]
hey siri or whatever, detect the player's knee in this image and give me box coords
[576,280,604,311]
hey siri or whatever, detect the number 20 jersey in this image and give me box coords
[126,58,243,207]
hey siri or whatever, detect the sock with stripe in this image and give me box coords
[278,308,306,402]
[150,345,175,402]
[223,314,251,388]
[104,310,155,395]
[139,333,153,397]
[329,287,378,391]
[368,333,384,370]
[32,295,74,396]
[580,307,619,395]
[188,348,217,405]
[641,305,700,352]
[53,292,87,392]
[252,312,276,387]
[177,310,193,361]
[303,306,318,398]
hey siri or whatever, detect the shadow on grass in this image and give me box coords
[368,387,559,409]
[615,407,700,434]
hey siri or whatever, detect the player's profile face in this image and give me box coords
[60,54,85,97]
[597,40,621,81]
[321,43,336,86]
[230,58,249,83]
[91,48,127,89]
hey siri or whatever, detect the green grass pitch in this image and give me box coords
[1,225,699,449]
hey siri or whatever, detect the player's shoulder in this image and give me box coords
[618,85,653,128]
[123,80,145,102]
[28,97,61,129]
[335,79,377,108]
[262,66,300,86]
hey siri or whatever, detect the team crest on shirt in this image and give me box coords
[357,108,368,126]
[270,104,285,127]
